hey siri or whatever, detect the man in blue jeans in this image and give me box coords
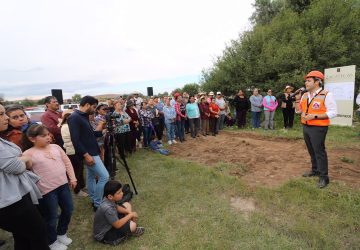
[68,96,109,211]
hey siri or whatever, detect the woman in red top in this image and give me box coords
[199,96,210,136]
[209,98,220,136]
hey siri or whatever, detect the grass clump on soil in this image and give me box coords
[2,149,359,249]
[340,156,355,164]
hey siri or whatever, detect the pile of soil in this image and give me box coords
[170,131,360,188]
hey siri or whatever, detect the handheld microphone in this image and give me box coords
[290,87,306,98]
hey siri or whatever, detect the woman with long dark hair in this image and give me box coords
[233,90,249,128]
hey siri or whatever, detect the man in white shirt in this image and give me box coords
[215,92,226,130]
[295,70,337,188]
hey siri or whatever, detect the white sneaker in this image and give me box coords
[49,240,67,250]
[168,140,172,145]
[76,190,89,197]
[172,140,177,144]
[57,234,72,246]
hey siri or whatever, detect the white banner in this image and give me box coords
[324,65,356,126]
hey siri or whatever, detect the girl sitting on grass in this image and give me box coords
[23,124,77,250]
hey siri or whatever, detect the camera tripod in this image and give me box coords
[104,131,138,195]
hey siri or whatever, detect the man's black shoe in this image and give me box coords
[318,177,330,189]
[302,171,319,177]
[0,239,5,247]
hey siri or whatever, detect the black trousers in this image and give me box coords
[189,118,200,138]
[282,108,295,128]
[303,125,329,177]
[236,109,247,128]
[154,117,164,141]
[210,117,218,135]
[0,193,49,250]
[68,154,85,194]
[115,132,132,159]
[129,129,137,152]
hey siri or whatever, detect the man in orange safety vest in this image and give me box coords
[295,70,337,188]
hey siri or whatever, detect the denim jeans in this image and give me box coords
[86,155,110,208]
[251,111,261,128]
[216,114,226,131]
[176,119,185,141]
[38,183,73,244]
[142,126,152,147]
[165,121,175,141]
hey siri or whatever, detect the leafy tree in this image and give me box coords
[158,91,169,98]
[72,94,82,103]
[182,83,200,96]
[202,0,360,96]
[171,88,183,95]
[37,97,46,105]
[20,98,36,107]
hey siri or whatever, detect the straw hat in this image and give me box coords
[284,85,294,92]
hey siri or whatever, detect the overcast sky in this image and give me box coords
[0,0,254,100]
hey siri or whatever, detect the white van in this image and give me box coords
[60,104,79,111]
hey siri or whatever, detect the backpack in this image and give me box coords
[117,184,133,204]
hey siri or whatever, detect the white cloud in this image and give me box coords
[0,0,254,99]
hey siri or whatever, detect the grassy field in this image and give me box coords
[2,150,360,249]
[1,114,359,249]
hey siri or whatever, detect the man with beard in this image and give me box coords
[68,96,109,211]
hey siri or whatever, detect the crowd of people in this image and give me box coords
[0,71,346,249]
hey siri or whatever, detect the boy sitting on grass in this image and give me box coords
[93,180,144,245]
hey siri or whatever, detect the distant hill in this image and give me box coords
[94,94,122,100]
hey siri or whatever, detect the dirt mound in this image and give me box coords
[170,131,360,188]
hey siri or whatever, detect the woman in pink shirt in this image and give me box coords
[23,124,77,250]
[262,89,278,130]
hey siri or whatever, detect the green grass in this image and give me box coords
[340,156,355,164]
[2,149,359,249]
[225,109,360,148]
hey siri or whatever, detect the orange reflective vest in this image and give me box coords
[300,89,330,126]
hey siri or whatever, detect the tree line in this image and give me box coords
[199,0,360,97]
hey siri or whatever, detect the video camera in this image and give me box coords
[105,112,116,133]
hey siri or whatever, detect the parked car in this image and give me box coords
[25,109,46,124]
[60,103,79,111]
